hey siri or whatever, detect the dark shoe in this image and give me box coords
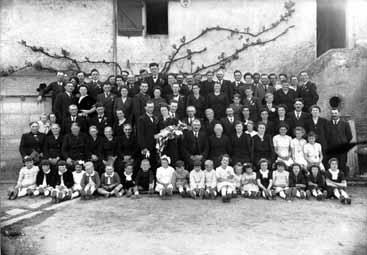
[305,190,311,200]
[345,197,351,205]
[340,195,346,204]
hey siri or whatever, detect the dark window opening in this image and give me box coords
[317,0,346,57]
[146,0,168,35]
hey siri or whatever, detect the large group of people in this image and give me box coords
[8,63,353,204]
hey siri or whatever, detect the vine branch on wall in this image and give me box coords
[160,0,296,74]
[2,40,123,76]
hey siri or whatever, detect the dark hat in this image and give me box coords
[57,160,67,166]
[175,160,184,168]
[74,160,84,166]
[23,156,33,162]
[40,159,50,166]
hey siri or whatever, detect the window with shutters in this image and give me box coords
[117,0,144,37]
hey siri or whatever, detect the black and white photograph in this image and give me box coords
[1,0,367,254]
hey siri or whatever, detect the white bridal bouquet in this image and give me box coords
[155,121,188,155]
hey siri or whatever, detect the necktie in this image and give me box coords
[72,116,76,122]
[296,113,300,120]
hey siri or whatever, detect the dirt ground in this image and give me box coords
[1,186,367,255]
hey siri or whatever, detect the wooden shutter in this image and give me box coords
[117,0,143,36]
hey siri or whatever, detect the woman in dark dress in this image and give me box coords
[152,87,167,118]
[231,121,252,164]
[157,104,180,164]
[274,104,291,136]
[252,122,275,168]
[113,109,131,138]
[77,85,96,117]
[202,108,219,137]
[186,84,207,119]
[208,123,231,167]
[207,82,228,120]
[19,121,46,164]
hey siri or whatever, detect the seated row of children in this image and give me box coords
[8,154,351,204]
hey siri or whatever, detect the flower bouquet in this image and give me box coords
[155,121,188,157]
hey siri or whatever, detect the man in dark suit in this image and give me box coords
[287,98,311,136]
[43,123,63,168]
[132,82,151,122]
[19,121,46,163]
[54,82,76,124]
[62,123,90,165]
[231,70,246,99]
[146,62,166,97]
[200,70,215,98]
[298,71,319,112]
[87,103,113,136]
[37,71,65,112]
[243,72,256,94]
[274,80,297,112]
[220,107,239,137]
[181,106,198,129]
[168,83,186,119]
[137,101,158,170]
[182,119,209,169]
[216,69,232,102]
[61,104,88,134]
[327,108,353,176]
[97,83,116,121]
[86,69,103,101]
[113,86,133,121]
[254,73,275,104]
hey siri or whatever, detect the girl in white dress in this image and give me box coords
[304,131,325,171]
[241,163,259,198]
[155,155,175,199]
[291,127,307,169]
[273,124,293,167]
[215,154,235,202]
[71,161,85,199]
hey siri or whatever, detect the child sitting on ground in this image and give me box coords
[51,160,74,203]
[272,161,290,200]
[134,159,155,197]
[174,160,190,197]
[233,162,243,197]
[325,158,351,205]
[80,161,101,200]
[71,161,85,199]
[203,160,217,199]
[256,159,274,199]
[120,163,136,197]
[34,159,56,197]
[308,164,327,200]
[189,159,205,199]
[155,155,175,199]
[289,163,310,200]
[8,156,39,200]
[241,163,260,198]
[98,165,123,198]
[215,154,235,203]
